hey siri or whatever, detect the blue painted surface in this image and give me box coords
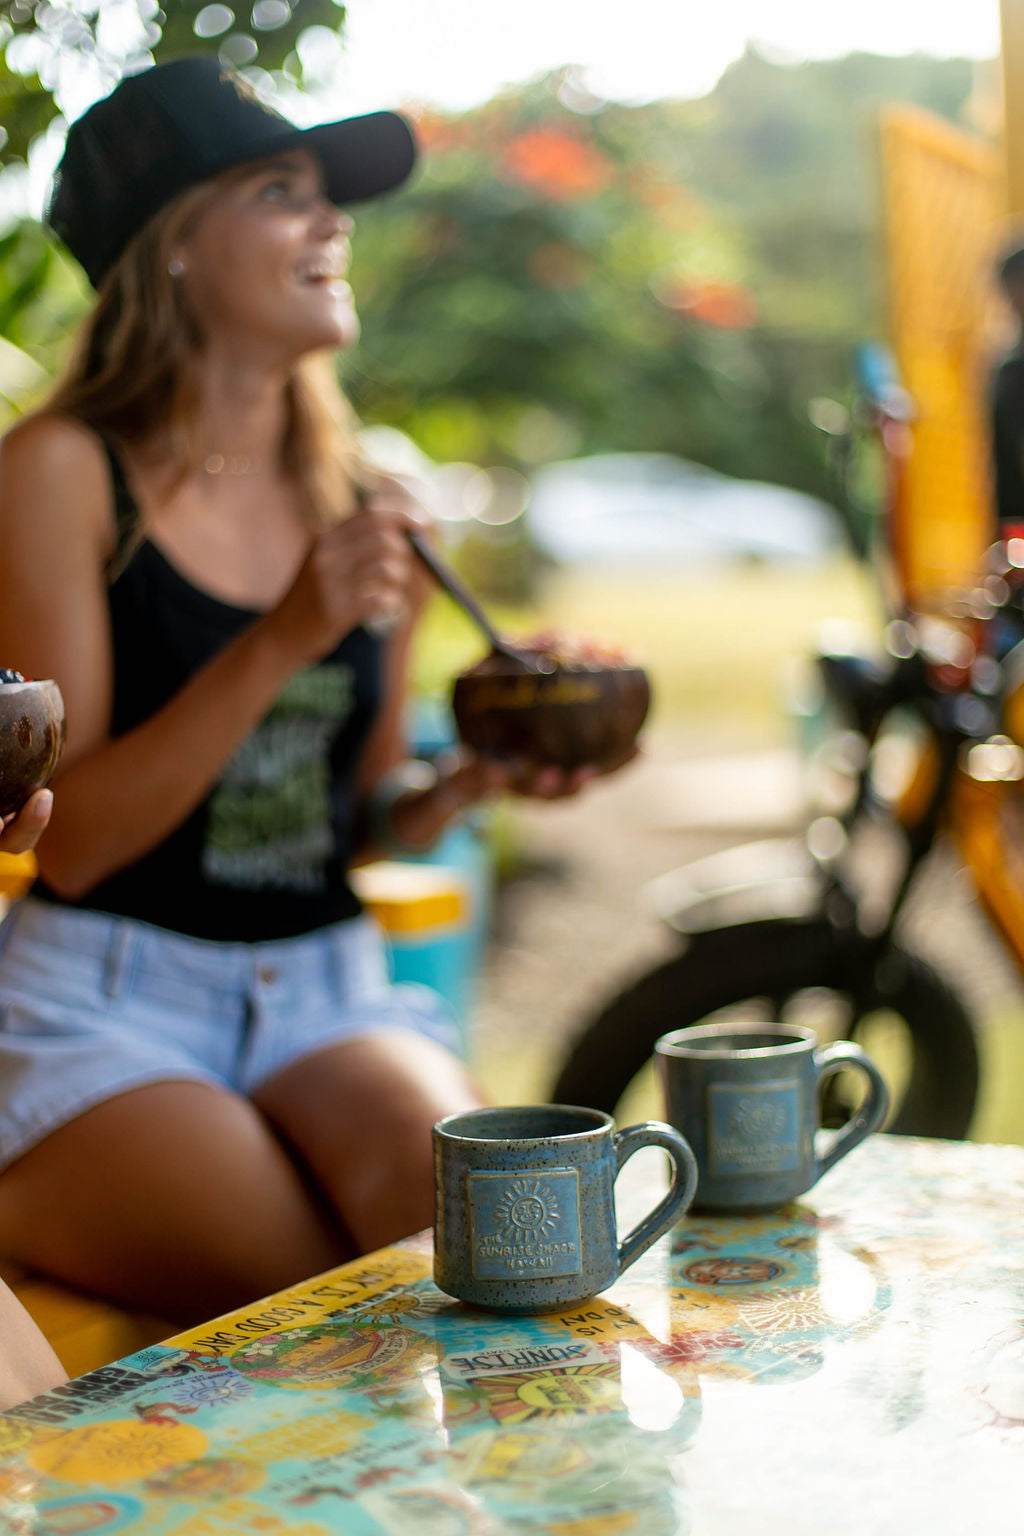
[386,700,494,1052]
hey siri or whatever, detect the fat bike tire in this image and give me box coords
[550,918,980,1141]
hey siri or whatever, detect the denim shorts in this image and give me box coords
[0,897,457,1172]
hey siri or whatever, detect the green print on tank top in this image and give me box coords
[201,663,355,893]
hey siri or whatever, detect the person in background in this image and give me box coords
[987,240,1024,655]
[0,58,619,1327]
[991,240,1024,535]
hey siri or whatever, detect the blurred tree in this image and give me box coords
[346,50,982,504]
[661,47,978,342]
[346,73,819,496]
[0,30,986,513]
[0,0,351,418]
[0,1,347,166]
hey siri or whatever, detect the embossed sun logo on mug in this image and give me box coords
[493,1179,562,1240]
[727,1098,788,1141]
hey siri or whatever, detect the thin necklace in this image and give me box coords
[202,453,268,477]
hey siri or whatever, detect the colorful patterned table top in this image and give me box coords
[1,1134,1022,1535]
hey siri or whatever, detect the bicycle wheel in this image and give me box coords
[550,918,980,1140]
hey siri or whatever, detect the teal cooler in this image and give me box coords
[355,699,494,1054]
[351,852,481,1057]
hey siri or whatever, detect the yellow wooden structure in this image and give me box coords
[874,3,1024,609]
[878,105,1007,608]
[1001,0,1024,220]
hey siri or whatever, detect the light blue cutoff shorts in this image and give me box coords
[0,896,457,1172]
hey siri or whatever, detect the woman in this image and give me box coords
[0,58,604,1326]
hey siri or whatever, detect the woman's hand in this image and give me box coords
[485,742,641,800]
[267,496,429,667]
[360,474,437,623]
[0,789,53,856]
[385,744,641,852]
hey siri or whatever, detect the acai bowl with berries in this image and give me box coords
[451,632,650,772]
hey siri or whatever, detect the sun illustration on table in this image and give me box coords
[492,1179,562,1241]
[477,1364,621,1423]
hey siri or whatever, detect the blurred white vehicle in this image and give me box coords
[527,453,841,567]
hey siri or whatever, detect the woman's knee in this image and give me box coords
[253,1031,485,1251]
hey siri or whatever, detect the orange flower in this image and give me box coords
[662,279,758,329]
[501,127,613,200]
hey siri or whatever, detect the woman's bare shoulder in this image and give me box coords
[0,412,113,552]
[1,410,109,480]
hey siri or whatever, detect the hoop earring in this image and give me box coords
[168,257,185,277]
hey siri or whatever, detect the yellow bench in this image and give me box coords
[0,850,35,905]
[0,1259,172,1379]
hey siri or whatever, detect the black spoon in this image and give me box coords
[406,529,548,672]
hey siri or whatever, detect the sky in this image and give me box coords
[3,0,1006,224]
[329,0,1002,116]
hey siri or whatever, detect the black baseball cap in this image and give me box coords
[48,55,417,288]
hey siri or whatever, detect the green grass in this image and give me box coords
[416,554,1024,1147]
[970,999,1024,1146]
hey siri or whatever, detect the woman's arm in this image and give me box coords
[353,476,645,859]
[354,475,436,792]
[0,416,418,898]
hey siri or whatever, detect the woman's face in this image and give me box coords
[174,149,358,363]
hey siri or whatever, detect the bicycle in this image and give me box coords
[551,349,1024,1140]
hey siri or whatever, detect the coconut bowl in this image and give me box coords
[0,678,66,819]
[452,645,650,771]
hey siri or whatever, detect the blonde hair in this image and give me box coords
[47,176,362,526]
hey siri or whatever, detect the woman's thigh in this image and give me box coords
[0,1080,352,1325]
[252,1030,484,1255]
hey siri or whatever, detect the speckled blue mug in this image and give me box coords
[432,1104,698,1312]
[656,1022,889,1212]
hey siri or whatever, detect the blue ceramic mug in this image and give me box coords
[656,1022,889,1212]
[432,1104,698,1312]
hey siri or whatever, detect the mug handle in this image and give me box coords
[614,1121,698,1274]
[814,1041,890,1177]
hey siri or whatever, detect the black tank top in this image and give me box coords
[33,444,384,941]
